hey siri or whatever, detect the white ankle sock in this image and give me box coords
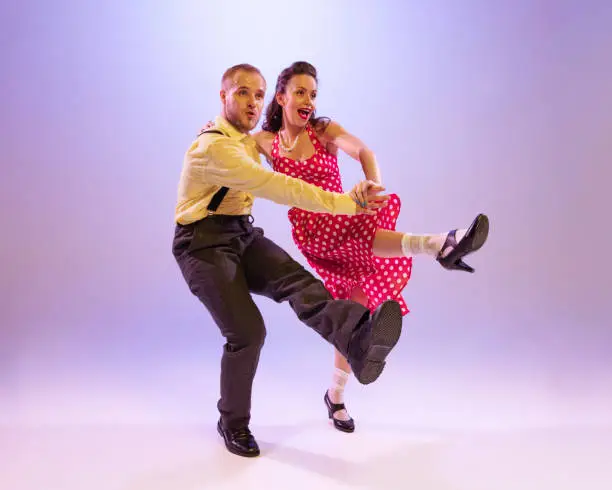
[401,229,467,258]
[329,368,349,401]
[328,368,350,421]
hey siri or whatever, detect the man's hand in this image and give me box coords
[349,180,390,216]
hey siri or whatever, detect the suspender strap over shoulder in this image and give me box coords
[199,129,229,212]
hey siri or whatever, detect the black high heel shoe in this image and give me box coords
[324,391,355,433]
[437,214,489,273]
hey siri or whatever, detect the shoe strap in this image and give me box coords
[325,392,346,413]
[438,229,457,258]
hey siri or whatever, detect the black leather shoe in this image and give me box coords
[350,300,403,385]
[217,419,260,457]
[437,214,489,273]
[324,391,355,433]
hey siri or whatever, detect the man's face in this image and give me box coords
[221,70,266,133]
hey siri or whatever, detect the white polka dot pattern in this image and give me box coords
[271,126,412,315]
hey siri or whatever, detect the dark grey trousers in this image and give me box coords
[172,215,369,429]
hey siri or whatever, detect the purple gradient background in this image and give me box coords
[2,0,611,423]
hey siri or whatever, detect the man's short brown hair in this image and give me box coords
[221,64,265,86]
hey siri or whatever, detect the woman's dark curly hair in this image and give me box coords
[262,61,330,133]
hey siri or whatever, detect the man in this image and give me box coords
[172,64,403,458]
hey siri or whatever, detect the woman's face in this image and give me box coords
[278,74,318,128]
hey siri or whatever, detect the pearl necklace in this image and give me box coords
[278,129,302,152]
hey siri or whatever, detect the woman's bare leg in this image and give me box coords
[328,287,368,421]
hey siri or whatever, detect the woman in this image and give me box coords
[215,61,489,433]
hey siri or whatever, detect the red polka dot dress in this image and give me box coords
[271,125,412,315]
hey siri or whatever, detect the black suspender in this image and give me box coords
[207,186,229,212]
[198,129,229,212]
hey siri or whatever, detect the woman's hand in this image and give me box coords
[349,180,389,215]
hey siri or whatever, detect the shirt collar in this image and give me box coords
[214,115,251,142]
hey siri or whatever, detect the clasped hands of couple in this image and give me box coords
[349,180,388,216]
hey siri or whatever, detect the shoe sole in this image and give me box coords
[217,423,261,457]
[330,419,355,433]
[465,214,489,256]
[356,301,403,385]
[455,213,489,261]
[439,214,489,272]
